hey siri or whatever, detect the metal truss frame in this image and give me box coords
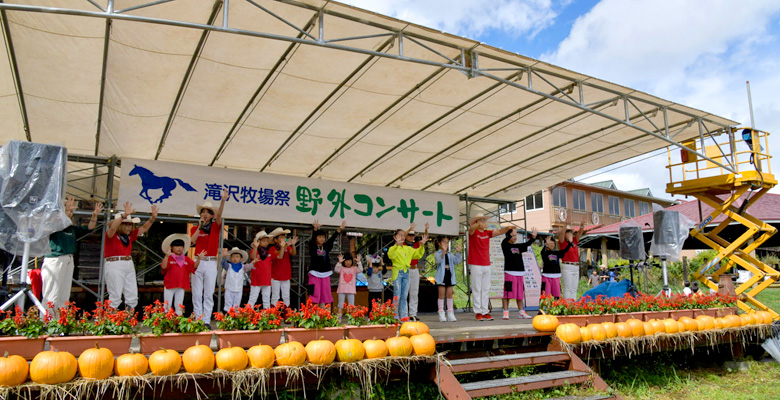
[0,0,735,178]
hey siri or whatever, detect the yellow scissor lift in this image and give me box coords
[666,127,778,317]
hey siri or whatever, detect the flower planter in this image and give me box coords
[215,329,284,349]
[614,312,645,322]
[553,315,590,326]
[284,327,345,345]
[346,325,398,341]
[717,307,737,318]
[691,308,719,318]
[47,335,133,355]
[669,309,694,319]
[0,336,46,360]
[641,311,669,321]
[585,314,615,324]
[138,332,215,354]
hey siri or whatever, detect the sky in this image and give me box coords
[343,0,780,202]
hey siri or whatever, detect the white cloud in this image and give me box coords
[342,0,559,38]
[543,0,780,199]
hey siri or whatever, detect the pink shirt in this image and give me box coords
[336,265,360,294]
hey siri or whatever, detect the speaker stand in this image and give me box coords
[0,241,46,314]
[657,256,672,297]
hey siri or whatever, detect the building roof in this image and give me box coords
[590,180,617,190]
[627,188,653,197]
[0,0,736,202]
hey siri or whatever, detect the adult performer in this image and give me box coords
[42,197,102,310]
[191,189,228,325]
[468,213,511,321]
[404,222,428,322]
[557,221,585,300]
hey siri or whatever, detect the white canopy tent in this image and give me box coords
[0,0,737,204]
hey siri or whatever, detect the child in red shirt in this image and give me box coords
[161,233,205,315]
[248,231,273,309]
[268,227,299,307]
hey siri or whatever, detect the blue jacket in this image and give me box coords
[433,250,462,286]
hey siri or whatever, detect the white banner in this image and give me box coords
[522,252,542,310]
[118,158,459,234]
[487,222,504,302]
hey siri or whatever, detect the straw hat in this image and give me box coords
[225,247,248,263]
[195,201,215,215]
[468,213,488,225]
[268,227,291,238]
[254,230,272,241]
[114,213,141,224]
[161,233,191,254]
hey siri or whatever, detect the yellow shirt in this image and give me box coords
[388,244,425,281]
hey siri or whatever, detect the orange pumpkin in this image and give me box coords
[78,343,115,380]
[335,339,365,362]
[409,333,436,356]
[588,324,607,341]
[386,336,413,357]
[532,315,559,332]
[615,322,633,338]
[626,319,645,337]
[676,321,685,333]
[149,349,182,376]
[30,350,78,384]
[725,314,742,328]
[306,339,336,365]
[216,344,248,371]
[247,344,275,369]
[696,315,715,330]
[579,326,592,342]
[0,352,29,386]
[739,313,755,326]
[650,319,665,334]
[114,351,148,376]
[399,321,430,337]
[678,317,698,332]
[713,317,724,329]
[643,321,658,335]
[756,311,774,324]
[274,342,307,367]
[663,318,679,334]
[601,322,618,338]
[555,323,582,344]
[183,341,215,374]
[363,339,388,359]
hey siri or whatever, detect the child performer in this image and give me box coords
[335,253,363,318]
[220,247,251,312]
[104,202,157,311]
[308,220,346,306]
[433,236,462,322]
[468,213,511,321]
[541,235,574,300]
[365,255,387,306]
[248,231,272,308]
[268,227,298,307]
[161,234,205,315]
[191,189,228,325]
[388,224,428,320]
[404,223,428,322]
[501,227,537,320]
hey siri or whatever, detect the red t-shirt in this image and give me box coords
[162,256,196,290]
[104,229,139,257]
[404,241,421,266]
[559,237,579,263]
[251,257,272,286]
[190,222,221,257]
[467,229,493,266]
[268,245,292,281]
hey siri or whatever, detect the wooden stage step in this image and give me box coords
[461,370,591,397]
[447,351,570,373]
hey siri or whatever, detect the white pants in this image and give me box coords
[41,255,74,310]
[337,293,355,308]
[248,285,271,308]
[163,288,185,315]
[561,262,579,300]
[224,290,242,312]
[470,264,491,314]
[191,260,217,324]
[271,279,290,306]
[104,259,138,309]
[408,268,420,317]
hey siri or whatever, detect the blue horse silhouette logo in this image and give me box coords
[129,164,197,204]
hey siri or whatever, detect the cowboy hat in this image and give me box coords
[268,227,291,238]
[161,233,191,254]
[114,213,141,224]
[406,230,416,235]
[225,247,248,263]
[468,213,488,225]
[196,201,215,215]
[254,230,272,241]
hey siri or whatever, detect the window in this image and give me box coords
[552,187,567,207]
[499,202,516,214]
[608,196,620,215]
[525,191,543,211]
[572,189,586,211]
[624,199,635,218]
[638,201,650,216]
[591,193,604,213]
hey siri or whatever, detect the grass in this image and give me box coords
[755,286,780,313]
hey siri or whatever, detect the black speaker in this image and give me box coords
[619,225,645,260]
[653,210,680,246]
